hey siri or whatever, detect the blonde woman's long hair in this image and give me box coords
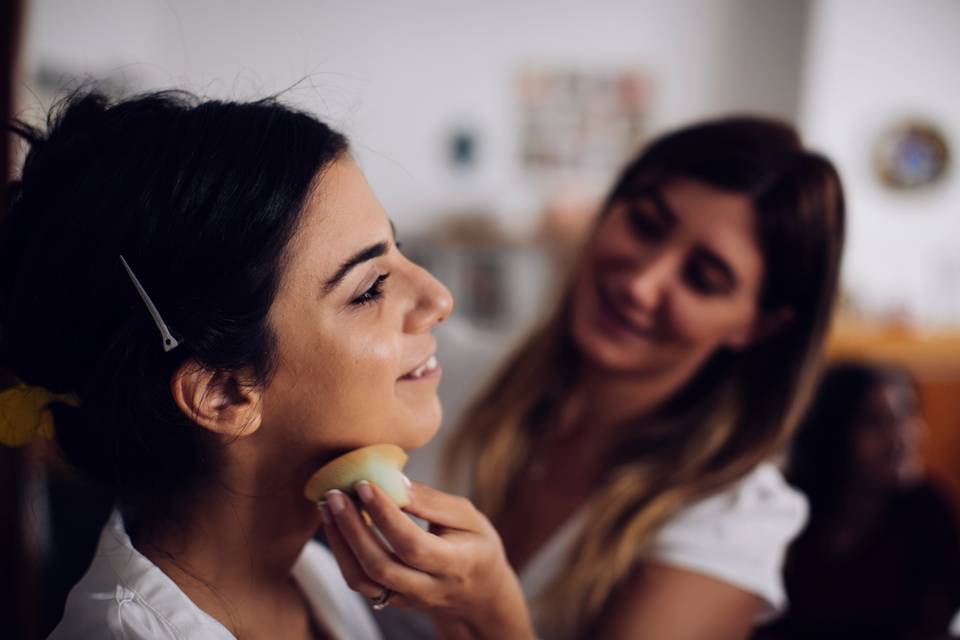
[443,117,846,636]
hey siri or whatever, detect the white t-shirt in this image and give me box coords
[377,463,807,640]
[49,510,382,640]
[521,463,807,633]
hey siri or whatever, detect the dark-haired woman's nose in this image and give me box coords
[625,250,677,314]
[405,265,454,334]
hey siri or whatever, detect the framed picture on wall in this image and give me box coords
[518,67,651,176]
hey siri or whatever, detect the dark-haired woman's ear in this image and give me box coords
[170,362,263,438]
[724,306,795,350]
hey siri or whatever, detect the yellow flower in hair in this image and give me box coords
[0,384,79,447]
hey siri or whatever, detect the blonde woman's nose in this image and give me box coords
[625,251,677,312]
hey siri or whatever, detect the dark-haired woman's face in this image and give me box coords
[570,178,765,377]
[851,381,925,490]
[260,158,453,455]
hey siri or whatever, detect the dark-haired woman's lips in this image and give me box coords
[398,354,442,382]
[594,283,657,341]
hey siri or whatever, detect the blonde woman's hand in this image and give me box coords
[318,481,536,640]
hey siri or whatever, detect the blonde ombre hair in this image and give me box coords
[443,117,845,636]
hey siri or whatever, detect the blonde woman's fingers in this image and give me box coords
[353,480,452,572]
[400,482,487,531]
[323,490,437,596]
[319,501,384,599]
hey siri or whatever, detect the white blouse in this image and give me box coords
[49,511,382,640]
[376,462,808,640]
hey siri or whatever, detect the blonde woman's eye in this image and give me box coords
[627,208,666,240]
[351,273,390,306]
[686,264,729,296]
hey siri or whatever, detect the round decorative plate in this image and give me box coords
[874,120,950,190]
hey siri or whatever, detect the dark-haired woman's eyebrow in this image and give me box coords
[322,241,388,295]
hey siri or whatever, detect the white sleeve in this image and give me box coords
[648,463,808,621]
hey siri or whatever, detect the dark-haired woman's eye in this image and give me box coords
[351,273,390,306]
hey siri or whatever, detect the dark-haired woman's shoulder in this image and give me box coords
[48,511,236,639]
[49,510,383,639]
[893,477,960,567]
[892,477,960,638]
[896,477,960,521]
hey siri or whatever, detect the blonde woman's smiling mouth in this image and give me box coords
[595,281,659,341]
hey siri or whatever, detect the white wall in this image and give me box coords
[22,0,809,236]
[24,0,960,324]
[800,0,960,326]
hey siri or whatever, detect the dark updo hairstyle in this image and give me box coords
[788,360,918,518]
[1,90,348,515]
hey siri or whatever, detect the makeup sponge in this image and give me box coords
[304,444,410,507]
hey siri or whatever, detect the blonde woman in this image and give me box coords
[324,117,845,639]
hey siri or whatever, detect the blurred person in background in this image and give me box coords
[755,361,960,639]
[367,117,846,639]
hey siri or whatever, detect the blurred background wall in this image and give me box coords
[801,0,960,326]
[19,0,960,322]
[14,0,960,491]
[21,0,808,234]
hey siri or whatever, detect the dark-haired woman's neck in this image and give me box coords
[131,456,326,638]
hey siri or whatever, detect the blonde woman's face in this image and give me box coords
[570,178,765,376]
[260,158,453,455]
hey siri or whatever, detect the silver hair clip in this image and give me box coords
[119,255,181,352]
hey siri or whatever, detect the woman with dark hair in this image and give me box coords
[756,361,960,639]
[326,117,847,638]
[1,91,536,639]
